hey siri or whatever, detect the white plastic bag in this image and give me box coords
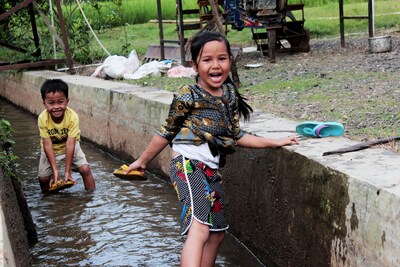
[123,60,172,80]
[91,50,140,79]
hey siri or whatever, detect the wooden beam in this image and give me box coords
[33,1,65,50]
[0,59,66,71]
[54,0,74,73]
[0,41,27,53]
[0,0,35,21]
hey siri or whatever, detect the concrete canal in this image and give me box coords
[0,97,264,266]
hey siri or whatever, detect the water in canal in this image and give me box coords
[0,98,264,266]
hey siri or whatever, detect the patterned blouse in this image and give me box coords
[156,83,246,157]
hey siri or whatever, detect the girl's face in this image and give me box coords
[43,91,69,123]
[191,40,231,95]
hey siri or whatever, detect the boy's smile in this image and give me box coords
[43,91,69,123]
[192,40,231,96]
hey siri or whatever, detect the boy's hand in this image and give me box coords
[64,172,77,185]
[49,170,61,187]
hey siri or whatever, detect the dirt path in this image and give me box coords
[78,28,399,151]
[237,29,399,148]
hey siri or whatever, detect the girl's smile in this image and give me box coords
[192,40,231,96]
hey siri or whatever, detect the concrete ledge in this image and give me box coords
[1,205,16,267]
[0,171,32,267]
[1,71,399,266]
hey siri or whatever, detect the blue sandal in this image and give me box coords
[296,121,344,138]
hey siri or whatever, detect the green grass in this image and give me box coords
[304,1,400,37]
[88,0,399,60]
[62,0,199,28]
[1,0,398,63]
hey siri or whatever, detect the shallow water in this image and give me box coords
[0,98,264,266]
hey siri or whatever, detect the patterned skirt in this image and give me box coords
[169,155,229,235]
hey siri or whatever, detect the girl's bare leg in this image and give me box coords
[201,231,225,267]
[181,220,210,267]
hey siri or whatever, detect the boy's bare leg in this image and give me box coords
[38,176,52,192]
[201,231,225,267]
[78,164,95,192]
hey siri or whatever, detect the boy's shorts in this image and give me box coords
[38,142,89,177]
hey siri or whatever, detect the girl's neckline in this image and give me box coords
[195,84,225,98]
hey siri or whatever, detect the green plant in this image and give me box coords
[1,0,399,65]
[0,0,43,63]
[0,118,18,179]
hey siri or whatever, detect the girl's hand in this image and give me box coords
[283,135,300,146]
[124,160,146,176]
[272,135,300,147]
[237,133,300,148]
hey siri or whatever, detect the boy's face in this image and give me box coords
[43,91,69,122]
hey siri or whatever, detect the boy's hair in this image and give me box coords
[40,79,69,100]
[190,31,253,121]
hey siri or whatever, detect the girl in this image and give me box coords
[125,31,299,267]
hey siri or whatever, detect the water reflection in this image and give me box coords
[0,98,263,266]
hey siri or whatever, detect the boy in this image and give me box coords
[38,79,95,193]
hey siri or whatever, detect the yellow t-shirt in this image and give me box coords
[38,107,81,154]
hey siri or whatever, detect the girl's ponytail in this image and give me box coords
[225,76,253,121]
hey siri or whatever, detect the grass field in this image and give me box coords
[1,1,398,63]
[89,0,399,61]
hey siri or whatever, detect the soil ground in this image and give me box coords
[79,28,400,151]
[236,29,399,149]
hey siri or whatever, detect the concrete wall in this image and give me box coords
[0,171,33,267]
[1,70,399,267]
[0,197,17,267]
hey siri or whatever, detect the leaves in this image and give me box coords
[0,118,18,179]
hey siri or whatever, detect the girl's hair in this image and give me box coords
[40,79,69,100]
[190,31,253,121]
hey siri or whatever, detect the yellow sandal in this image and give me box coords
[49,180,75,192]
[113,164,147,180]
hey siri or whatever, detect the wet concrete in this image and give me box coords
[224,149,350,266]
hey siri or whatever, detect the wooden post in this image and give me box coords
[54,0,74,74]
[267,27,278,63]
[339,0,345,48]
[368,0,374,37]
[156,0,165,60]
[28,3,41,58]
[339,0,373,48]
[177,0,186,65]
